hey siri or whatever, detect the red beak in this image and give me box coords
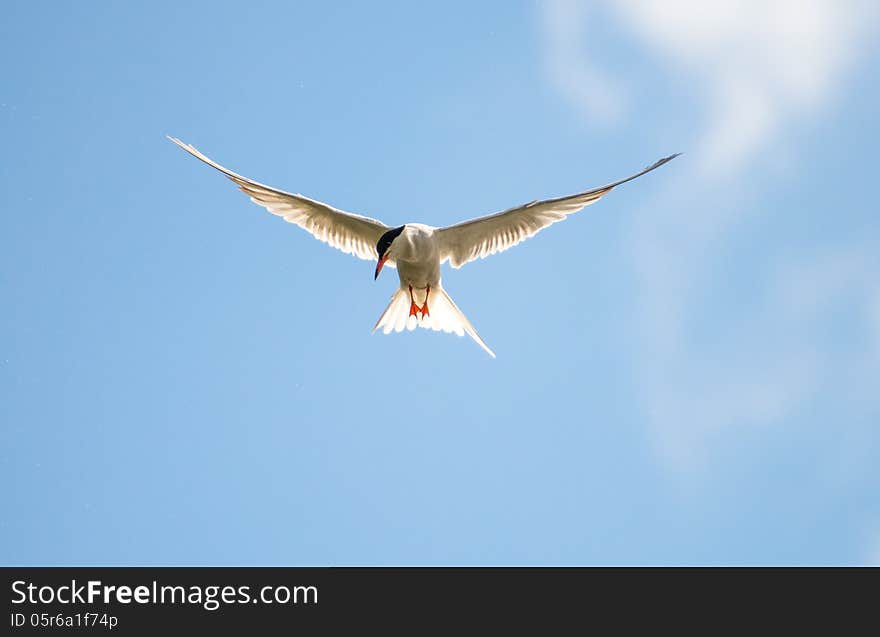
[374,254,388,280]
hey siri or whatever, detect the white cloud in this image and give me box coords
[539,0,880,471]
[618,0,877,171]
[540,0,628,126]
[544,0,879,172]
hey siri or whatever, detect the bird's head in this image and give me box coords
[374,225,406,280]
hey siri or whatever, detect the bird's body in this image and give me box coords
[368,222,495,353]
[389,224,442,289]
[168,137,678,357]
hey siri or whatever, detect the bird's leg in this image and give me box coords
[420,285,431,317]
[408,285,420,317]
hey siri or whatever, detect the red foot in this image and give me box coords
[408,285,430,318]
[421,285,431,318]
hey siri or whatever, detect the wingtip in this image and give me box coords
[642,152,682,173]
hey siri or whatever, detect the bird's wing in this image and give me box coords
[436,154,679,268]
[168,137,389,261]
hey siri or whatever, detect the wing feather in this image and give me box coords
[437,154,679,268]
[168,137,388,261]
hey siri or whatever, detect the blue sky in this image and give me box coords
[2,1,878,565]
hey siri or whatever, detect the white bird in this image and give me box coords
[168,137,678,357]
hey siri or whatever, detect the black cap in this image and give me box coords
[375,225,406,259]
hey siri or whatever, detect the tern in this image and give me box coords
[168,137,678,357]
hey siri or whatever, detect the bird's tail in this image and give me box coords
[372,284,496,358]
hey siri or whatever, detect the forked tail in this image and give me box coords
[372,285,496,358]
